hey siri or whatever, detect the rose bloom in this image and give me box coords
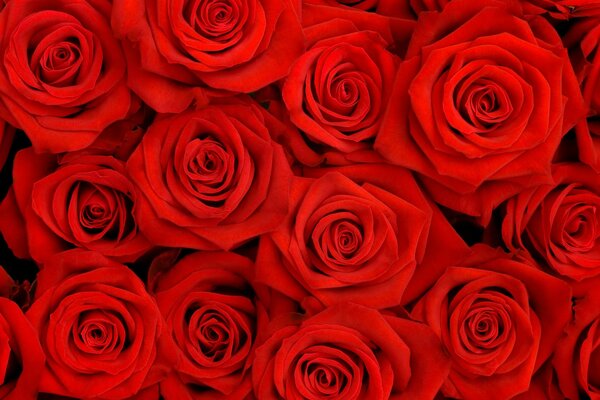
[151,251,257,400]
[0,0,132,153]
[257,164,469,309]
[553,277,600,399]
[0,267,44,399]
[127,98,292,251]
[0,149,152,264]
[252,303,450,399]
[280,17,399,165]
[26,250,173,399]
[412,245,572,399]
[374,0,585,224]
[111,0,304,113]
[503,164,600,281]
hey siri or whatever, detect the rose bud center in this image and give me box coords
[294,346,361,399]
[186,303,248,365]
[74,310,125,356]
[459,79,512,131]
[183,136,236,205]
[562,204,598,251]
[185,137,230,184]
[188,0,242,39]
[331,220,363,259]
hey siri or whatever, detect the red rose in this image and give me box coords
[375,0,585,224]
[280,19,399,165]
[111,0,304,113]
[26,250,174,399]
[257,165,469,309]
[127,99,292,250]
[151,251,257,400]
[0,0,132,153]
[503,163,600,281]
[412,245,572,399]
[252,303,451,399]
[0,149,152,263]
[0,268,44,400]
[553,277,600,399]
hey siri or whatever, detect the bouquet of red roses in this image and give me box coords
[0,0,598,398]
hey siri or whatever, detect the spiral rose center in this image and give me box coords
[78,187,114,230]
[448,289,521,376]
[187,0,242,39]
[183,136,236,205]
[187,138,228,179]
[81,202,109,229]
[74,310,125,355]
[333,77,360,107]
[562,204,598,251]
[70,181,134,243]
[46,42,79,67]
[525,184,600,279]
[38,38,83,86]
[312,213,368,270]
[299,42,383,145]
[186,304,248,365]
[461,300,510,352]
[305,362,347,396]
[197,313,230,361]
[465,308,504,346]
[332,220,363,258]
[82,324,108,346]
[294,346,361,399]
[323,67,370,123]
[19,13,100,91]
[459,80,512,131]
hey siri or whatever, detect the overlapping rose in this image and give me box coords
[0,0,597,399]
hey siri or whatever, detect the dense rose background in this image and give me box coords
[0,0,598,399]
